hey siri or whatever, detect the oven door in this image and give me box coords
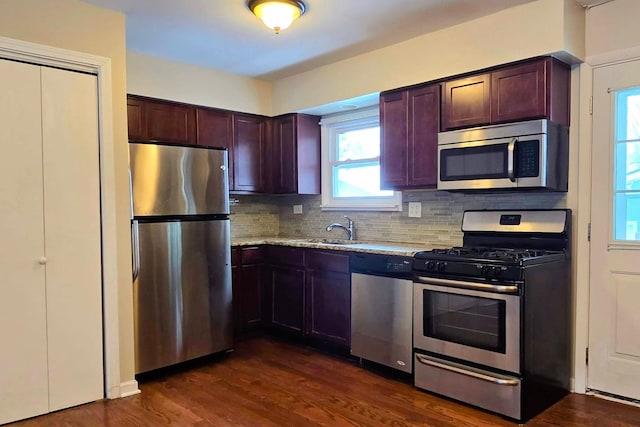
[413,279,520,374]
[437,137,543,190]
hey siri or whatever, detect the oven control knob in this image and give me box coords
[480,266,488,275]
[436,261,446,271]
[493,267,503,277]
[427,260,436,270]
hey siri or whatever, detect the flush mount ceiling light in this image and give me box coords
[248,0,307,34]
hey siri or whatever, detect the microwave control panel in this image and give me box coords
[516,139,539,178]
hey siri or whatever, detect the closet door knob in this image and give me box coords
[39,256,48,265]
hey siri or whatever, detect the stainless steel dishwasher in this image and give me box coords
[350,252,414,373]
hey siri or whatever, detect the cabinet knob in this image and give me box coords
[39,256,48,265]
[220,165,226,171]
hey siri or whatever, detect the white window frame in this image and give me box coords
[320,107,402,211]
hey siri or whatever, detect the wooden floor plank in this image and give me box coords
[7,337,640,426]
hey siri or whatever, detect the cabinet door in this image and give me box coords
[240,264,264,330]
[145,100,197,144]
[231,264,241,335]
[407,84,440,187]
[490,60,546,124]
[197,108,234,189]
[442,74,490,130]
[272,114,297,193]
[270,266,305,334]
[234,113,266,192]
[380,90,408,189]
[127,97,146,141]
[306,270,351,347]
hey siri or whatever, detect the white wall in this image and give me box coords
[271,0,585,115]
[127,51,273,115]
[586,0,640,59]
[0,0,134,389]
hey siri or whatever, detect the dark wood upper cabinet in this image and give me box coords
[196,107,234,188]
[442,74,491,130]
[125,96,318,195]
[442,57,570,131]
[271,113,320,195]
[127,97,145,141]
[234,113,267,193]
[380,84,440,190]
[380,90,408,189]
[126,95,197,144]
[146,100,197,144]
[491,57,570,126]
[408,84,440,187]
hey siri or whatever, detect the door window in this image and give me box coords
[614,87,640,241]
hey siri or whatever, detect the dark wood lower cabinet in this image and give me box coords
[270,265,305,334]
[236,245,352,349]
[266,246,351,348]
[232,247,266,337]
[306,269,350,347]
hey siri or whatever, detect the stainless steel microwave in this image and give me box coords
[437,119,569,191]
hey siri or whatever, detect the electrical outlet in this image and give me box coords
[408,202,422,218]
[293,204,303,214]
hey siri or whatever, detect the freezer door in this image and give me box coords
[133,219,232,374]
[130,143,229,216]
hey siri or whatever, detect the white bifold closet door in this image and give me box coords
[0,59,103,425]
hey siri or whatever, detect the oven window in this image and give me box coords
[440,144,508,181]
[423,290,506,353]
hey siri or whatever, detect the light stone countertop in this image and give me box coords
[231,237,434,257]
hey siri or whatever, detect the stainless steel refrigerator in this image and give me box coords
[129,142,232,374]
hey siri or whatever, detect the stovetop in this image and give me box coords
[420,246,565,263]
[413,245,568,281]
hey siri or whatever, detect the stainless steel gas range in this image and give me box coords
[412,209,571,422]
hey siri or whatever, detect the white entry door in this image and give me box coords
[0,59,103,424]
[588,58,640,400]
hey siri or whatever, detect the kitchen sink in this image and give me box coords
[305,238,359,245]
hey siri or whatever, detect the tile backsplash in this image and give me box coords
[231,191,567,247]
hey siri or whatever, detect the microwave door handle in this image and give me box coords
[507,138,517,182]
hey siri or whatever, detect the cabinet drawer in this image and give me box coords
[241,246,264,265]
[306,250,349,273]
[268,246,304,267]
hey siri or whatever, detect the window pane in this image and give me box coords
[614,86,640,241]
[333,163,393,198]
[614,192,640,241]
[615,141,640,190]
[337,127,380,161]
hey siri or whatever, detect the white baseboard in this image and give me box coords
[119,380,141,398]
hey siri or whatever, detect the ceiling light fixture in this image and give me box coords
[248,0,307,34]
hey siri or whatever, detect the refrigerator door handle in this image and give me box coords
[132,220,140,281]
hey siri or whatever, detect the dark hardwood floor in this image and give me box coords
[9,337,640,426]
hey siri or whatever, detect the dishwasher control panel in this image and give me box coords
[350,253,413,277]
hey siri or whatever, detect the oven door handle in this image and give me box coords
[414,276,518,293]
[507,137,517,182]
[415,354,519,386]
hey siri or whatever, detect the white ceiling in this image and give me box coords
[80,0,552,81]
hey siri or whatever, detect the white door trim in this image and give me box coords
[0,36,125,399]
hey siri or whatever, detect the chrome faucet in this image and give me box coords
[326,216,355,240]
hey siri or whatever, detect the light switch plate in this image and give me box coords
[293,204,303,214]
[408,202,422,218]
